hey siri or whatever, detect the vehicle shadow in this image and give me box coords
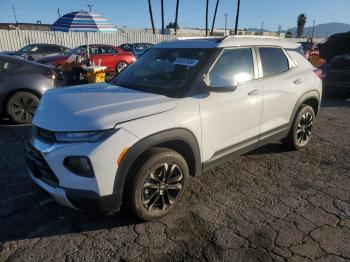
[0,186,144,243]
[246,142,291,156]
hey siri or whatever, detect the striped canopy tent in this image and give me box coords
[51,11,117,32]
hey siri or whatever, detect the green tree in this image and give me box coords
[297,13,307,38]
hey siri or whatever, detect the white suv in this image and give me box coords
[26,36,322,220]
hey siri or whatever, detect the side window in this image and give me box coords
[89,47,99,55]
[209,48,255,85]
[28,45,40,53]
[99,46,118,54]
[46,45,61,52]
[259,47,290,77]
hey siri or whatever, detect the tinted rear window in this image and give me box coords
[259,48,290,77]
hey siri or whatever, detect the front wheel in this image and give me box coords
[6,91,39,124]
[129,148,189,221]
[282,105,316,150]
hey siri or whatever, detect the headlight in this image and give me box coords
[55,129,116,143]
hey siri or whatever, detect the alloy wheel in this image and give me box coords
[296,112,313,145]
[9,95,37,123]
[142,163,184,212]
[117,62,128,73]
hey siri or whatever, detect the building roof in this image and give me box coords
[155,36,301,49]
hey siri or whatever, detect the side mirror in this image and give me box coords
[204,75,237,92]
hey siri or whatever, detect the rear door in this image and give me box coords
[257,47,305,139]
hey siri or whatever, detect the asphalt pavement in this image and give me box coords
[0,98,349,262]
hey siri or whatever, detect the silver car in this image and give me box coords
[0,54,57,124]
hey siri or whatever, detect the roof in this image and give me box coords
[155,36,301,49]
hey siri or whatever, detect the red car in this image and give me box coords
[37,44,136,73]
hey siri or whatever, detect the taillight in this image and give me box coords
[43,71,56,80]
[313,69,323,79]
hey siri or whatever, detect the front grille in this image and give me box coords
[33,126,56,144]
[25,142,59,188]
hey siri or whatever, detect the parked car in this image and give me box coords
[37,44,136,74]
[323,53,350,96]
[0,54,57,124]
[1,44,68,61]
[119,43,154,57]
[26,37,322,221]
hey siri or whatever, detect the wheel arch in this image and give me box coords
[289,90,321,126]
[113,128,202,208]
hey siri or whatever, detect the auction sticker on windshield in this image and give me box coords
[173,58,199,67]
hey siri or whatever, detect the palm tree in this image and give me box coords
[205,0,209,36]
[234,0,240,35]
[210,0,220,36]
[161,0,164,34]
[174,0,180,35]
[147,0,155,34]
[297,13,307,38]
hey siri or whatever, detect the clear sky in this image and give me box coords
[0,0,349,31]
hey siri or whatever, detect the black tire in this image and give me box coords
[116,61,128,74]
[282,104,315,150]
[6,91,39,124]
[129,147,189,221]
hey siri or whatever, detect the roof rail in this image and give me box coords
[221,35,282,42]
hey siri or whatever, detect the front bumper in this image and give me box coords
[25,127,139,213]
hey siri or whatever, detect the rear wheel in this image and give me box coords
[6,91,39,124]
[116,61,128,74]
[129,148,189,221]
[282,104,315,150]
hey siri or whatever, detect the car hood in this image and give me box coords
[38,55,68,64]
[33,83,178,132]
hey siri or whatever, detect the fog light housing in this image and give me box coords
[64,157,94,177]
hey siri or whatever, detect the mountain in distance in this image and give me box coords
[286,22,350,38]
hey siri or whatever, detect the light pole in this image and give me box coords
[234,0,240,35]
[224,14,228,36]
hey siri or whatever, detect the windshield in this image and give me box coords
[113,48,213,94]
[18,45,32,53]
[61,46,86,56]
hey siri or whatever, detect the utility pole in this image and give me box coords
[234,0,240,35]
[174,0,179,35]
[161,0,165,34]
[87,4,92,12]
[57,8,61,18]
[261,21,264,34]
[224,14,228,36]
[205,0,209,36]
[12,5,18,24]
[210,0,220,36]
[147,0,156,34]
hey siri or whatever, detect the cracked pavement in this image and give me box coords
[0,98,349,261]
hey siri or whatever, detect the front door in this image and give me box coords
[198,47,263,163]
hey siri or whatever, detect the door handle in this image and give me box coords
[293,79,303,85]
[248,89,260,96]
